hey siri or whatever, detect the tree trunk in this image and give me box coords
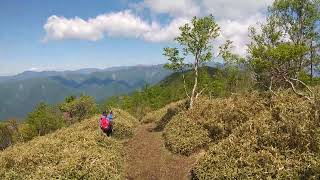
[310,41,313,82]
[190,57,199,109]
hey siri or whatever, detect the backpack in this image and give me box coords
[100,117,110,130]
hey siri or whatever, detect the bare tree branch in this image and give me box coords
[268,77,278,96]
[283,76,312,101]
[289,78,314,97]
[196,88,206,99]
[182,73,191,99]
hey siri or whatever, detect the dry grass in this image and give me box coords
[141,100,187,125]
[150,89,320,178]
[163,113,210,156]
[190,91,320,179]
[0,109,138,179]
[112,108,139,139]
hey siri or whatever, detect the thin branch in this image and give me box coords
[196,88,206,99]
[182,73,191,99]
[289,78,314,97]
[268,77,278,96]
[283,76,312,101]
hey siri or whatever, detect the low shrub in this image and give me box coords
[141,107,168,124]
[163,113,210,156]
[141,100,187,125]
[191,91,320,179]
[60,95,97,122]
[112,109,139,139]
[0,120,18,150]
[190,93,266,142]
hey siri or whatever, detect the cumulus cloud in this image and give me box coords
[43,0,275,55]
[217,14,266,55]
[142,0,200,17]
[44,10,189,43]
[44,10,150,41]
[143,18,189,42]
[201,0,273,20]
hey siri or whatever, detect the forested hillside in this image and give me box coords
[0,65,170,120]
[102,66,252,119]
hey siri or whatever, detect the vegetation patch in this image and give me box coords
[112,109,139,139]
[191,91,320,179]
[190,93,266,141]
[163,113,210,156]
[0,108,138,179]
[154,100,187,131]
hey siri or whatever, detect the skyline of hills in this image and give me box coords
[0,64,171,120]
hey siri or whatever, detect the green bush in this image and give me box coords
[60,95,97,122]
[23,102,64,140]
[163,113,210,156]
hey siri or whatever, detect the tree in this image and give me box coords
[60,95,97,122]
[0,120,18,150]
[25,102,64,137]
[248,16,313,99]
[163,15,228,108]
[270,0,320,80]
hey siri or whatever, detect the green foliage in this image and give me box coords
[248,17,309,90]
[175,15,220,62]
[163,15,229,108]
[23,103,64,140]
[270,0,320,43]
[102,66,250,119]
[60,95,97,122]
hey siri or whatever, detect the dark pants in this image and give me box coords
[101,126,113,137]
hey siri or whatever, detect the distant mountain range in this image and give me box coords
[0,65,171,120]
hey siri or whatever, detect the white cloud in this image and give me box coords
[201,0,273,20]
[91,11,151,38]
[28,67,40,71]
[43,0,275,55]
[44,16,103,41]
[217,14,266,55]
[142,0,200,17]
[44,10,188,43]
[44,10,151,41]
[143,18,189,42]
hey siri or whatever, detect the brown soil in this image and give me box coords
[124,123,196,180]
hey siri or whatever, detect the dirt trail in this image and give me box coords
[124,123,196,180]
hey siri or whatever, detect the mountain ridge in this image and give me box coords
[0,64,171,120]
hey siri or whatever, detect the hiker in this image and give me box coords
[107,111,113,136]
[107,111,113,121]
[99,111,112,136]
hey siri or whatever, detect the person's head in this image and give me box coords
[109,111,113,115]
[102,111,107,116]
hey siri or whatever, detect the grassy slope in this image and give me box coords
[0,109,138,179]
[144,90,320,179]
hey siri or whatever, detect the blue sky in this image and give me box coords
[0,0,273,75]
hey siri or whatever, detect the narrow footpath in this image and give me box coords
[124,123,196,180]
